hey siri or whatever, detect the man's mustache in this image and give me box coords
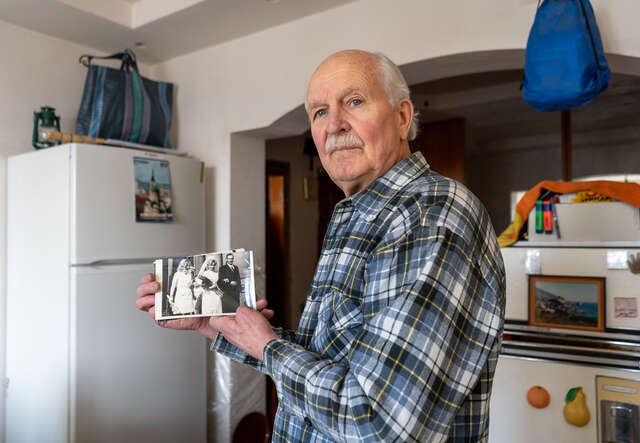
[324,133,364,154]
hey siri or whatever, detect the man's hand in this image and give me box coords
[135,273,217,339]
[209,301,278,361]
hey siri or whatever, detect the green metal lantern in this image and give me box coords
[32,106,61,149]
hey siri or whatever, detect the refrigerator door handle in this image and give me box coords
[72,258,156,267]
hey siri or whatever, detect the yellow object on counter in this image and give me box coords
[571,190,614,203]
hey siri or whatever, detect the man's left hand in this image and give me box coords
[209,299,278,361]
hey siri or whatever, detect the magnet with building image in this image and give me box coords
[134,156,173,222]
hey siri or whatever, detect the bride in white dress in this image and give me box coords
[197,257,223,315]
[169,259,195,314]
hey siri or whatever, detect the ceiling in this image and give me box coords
[0,0,356,64]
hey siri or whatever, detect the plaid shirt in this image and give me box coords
[214,152,505,442]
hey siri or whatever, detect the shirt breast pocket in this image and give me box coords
[312,291,363,360]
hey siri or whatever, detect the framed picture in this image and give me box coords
[529,275,605,332]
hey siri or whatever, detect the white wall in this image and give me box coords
[0,154,5,443]
[229,133,266,259]
[228,132,268,435]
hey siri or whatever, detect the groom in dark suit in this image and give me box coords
[217,253,241,313]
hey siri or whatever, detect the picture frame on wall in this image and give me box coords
[528,275,606,332]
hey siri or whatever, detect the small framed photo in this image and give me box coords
[614,297,638,319]
[529,275,605,332]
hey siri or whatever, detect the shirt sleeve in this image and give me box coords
[212,326,299,375]
[262,225,505,442]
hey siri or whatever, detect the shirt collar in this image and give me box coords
[337,151,430,222]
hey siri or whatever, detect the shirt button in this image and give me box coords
[304,417,313,427]
[365,214,376,222]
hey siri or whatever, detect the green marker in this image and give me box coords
[535,200,543,234]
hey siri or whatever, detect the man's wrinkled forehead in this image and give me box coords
[306,52,380,110]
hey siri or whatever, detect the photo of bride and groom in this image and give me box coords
[154,249,255,320]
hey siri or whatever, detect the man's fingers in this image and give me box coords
[136,294,155,311]
[140,273,155,284]
[255,299,273,319]
[209,315,235,326]
[137,281,159,298]
[261,309,274,320]
[208,315,236,332]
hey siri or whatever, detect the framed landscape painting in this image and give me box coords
[529,275,605,332]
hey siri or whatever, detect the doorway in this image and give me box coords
[266,160,289,327]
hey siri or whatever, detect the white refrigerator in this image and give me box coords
[6,144,207,443]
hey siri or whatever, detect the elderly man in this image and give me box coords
[136,49,505,442]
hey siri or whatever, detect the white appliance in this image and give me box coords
[490,356,640,443]
[501,246,640,339]
[6,144,206,443]
[490,244,640,443]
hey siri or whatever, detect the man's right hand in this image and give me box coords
[135,273,217,339]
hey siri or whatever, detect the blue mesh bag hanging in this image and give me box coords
[522,0,610,112]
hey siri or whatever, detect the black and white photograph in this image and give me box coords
[154,249,256,320]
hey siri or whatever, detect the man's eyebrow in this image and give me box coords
[340,87,359,98]
[307,100,326,112]
[308,87,361,112]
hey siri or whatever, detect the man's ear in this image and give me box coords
[395,98,414,140]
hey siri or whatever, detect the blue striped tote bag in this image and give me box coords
[76,49,173,148]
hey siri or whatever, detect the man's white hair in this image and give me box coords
[374,52,419,141]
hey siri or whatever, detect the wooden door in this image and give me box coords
[317,170,344,254]
[411,118,466,184]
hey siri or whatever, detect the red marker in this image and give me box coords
[543,200,553,234]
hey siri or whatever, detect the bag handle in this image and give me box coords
[576,0,603,71]
[79,49,139,72]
